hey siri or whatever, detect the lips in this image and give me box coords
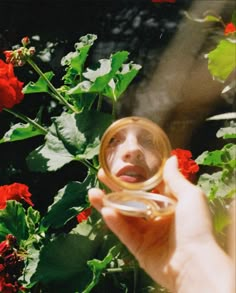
[116,165,147,183]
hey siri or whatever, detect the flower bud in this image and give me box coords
[21,36,30,46]
[28,47,36,56]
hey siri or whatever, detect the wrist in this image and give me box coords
[172,239,235,293]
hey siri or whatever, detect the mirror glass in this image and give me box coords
[99,116,177,219]
[99,116,171,191]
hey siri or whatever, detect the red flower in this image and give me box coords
[0,183,33,209]
[0,60,24,111]
[0,235,24,293]
[171,148,199,181]
[77,207,92,223]
[224,22,236,35]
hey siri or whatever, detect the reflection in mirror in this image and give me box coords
[105,125,162,183]
[99,116,177,219]
[99,116,172,191]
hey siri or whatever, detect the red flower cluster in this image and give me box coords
[0,234,24,293]
[0,60,24,111]
[171,148,199,180]
[0,183,33,209]
[76,207,92,223]
[4,36,35,67]
[224,22,236,35]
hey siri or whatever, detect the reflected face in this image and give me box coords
[105,126,162,183]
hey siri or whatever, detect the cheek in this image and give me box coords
[145,152,162,171]
[106,148,122,171]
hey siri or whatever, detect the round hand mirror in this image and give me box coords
[99,116,177,220]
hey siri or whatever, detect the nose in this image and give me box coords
[121,135,143,162]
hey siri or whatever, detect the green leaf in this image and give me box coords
[216,122,236,139]
[26,124,74,172]
[62,34,97,84]
[196,144,236,169]
[42,175,96,229]
[68,51,129,94]
[84,247,114,293]
[0,123,43,144]
[206,40,236,82]
[102,62,142,101]
[0,200,29,243]
[23,71,54,94]
[26,111,113,172]
[30,233,102,292]
[183,11,222,23]
[25,206,41,235]
[198,169,236,200]
[55,111,113,159]
[20,245,40,288]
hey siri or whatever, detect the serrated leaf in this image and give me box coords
[23,72,54,94]
[61,34,97,84]
[102,62,141,101]
[54,111,113,159]
[68,51,129,94]
[206,40,236,82]
[26,206,41,235]
[0,123,43,144]
[0,200,28,242]
[216,122,236,139]
[27,111,113,172]
[196,144,236,168]
[42,175,96,229]
[26,125,74,172]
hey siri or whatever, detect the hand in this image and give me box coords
[89,156,234,292]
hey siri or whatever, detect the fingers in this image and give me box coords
[89,187,144,255]
[98,168,121,191]
[163,156,204,200]
[100,207,145,256]
[88,188,104,212]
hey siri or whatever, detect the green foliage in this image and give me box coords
[0,122,43,143]
[206,40,236,82]
[26,111,113,172]
[23,71,55,94]
[196,123,236,236]
[42,175,96,229]
[0,201,29,242]
[0,34,144,292]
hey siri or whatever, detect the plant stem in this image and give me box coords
[81,159,98,173]
[27,58,77,112]
[3,108,47,134]
[106,266,137,273]
[112,100,116,119]
[97,94,103,111]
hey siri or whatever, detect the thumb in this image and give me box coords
[163,156,201,200]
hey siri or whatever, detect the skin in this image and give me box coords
[106,126,161,183]
[89,156,235,293]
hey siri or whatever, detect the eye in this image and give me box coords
[108,134,123,147]
[139,135,155,148]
